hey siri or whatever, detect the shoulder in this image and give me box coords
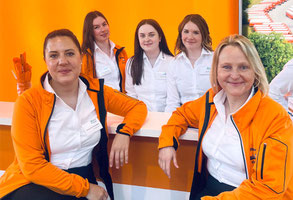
[258,95,290,119]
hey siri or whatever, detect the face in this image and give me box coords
[181,21,202,52]
[217,45,255,101]
[138,24,161,54]
[93,16,110,44]
[45,36,81,87]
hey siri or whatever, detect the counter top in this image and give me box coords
[0,102,198,141]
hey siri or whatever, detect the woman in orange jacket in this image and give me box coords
[158,35,293,199]
[81,11,128,93]
[0,29,147,200]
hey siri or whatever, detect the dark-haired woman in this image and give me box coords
[81,11,128,93]
[125,19,173,112]
[165,14,213,112]
[0,29,147,200]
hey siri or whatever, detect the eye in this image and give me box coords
[102,22,107,27]
[193,31,200,35]
[222,65,232,70]
[66,52,75,57]
[93,25,100,29]
[239,65,249,70]
[139,34,145,38]
[183,29,189,34]
[149,33,155,37]
[49,54,58,59]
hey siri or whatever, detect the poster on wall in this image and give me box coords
[241,0,293,82]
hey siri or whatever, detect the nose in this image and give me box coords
[58,54,68,65]
[230,69,240,79]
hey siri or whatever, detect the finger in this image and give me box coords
[166,159,171,178]
[109,149,114,167]
[173,153,179,168]
[120,150,124,166]
[115,150,120,169]
[125,149,129,164]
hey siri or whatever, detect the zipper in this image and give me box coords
[261,143,267,179]
[231,116,249,179]
[43,95,56,162]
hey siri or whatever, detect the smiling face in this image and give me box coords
[138,24,161,54]
[217,45,255,102]
[93,16,110,44]
[45,36,81,87]
[181,21,202,52]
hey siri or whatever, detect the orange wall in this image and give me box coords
[0,0,239,101]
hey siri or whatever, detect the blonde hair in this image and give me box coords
[210,34,269,95]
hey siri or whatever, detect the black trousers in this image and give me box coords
[2,164,97,200]
[194,174,236,200]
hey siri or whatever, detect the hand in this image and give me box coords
[109,134,130,169]
[158,147,179,178]
[86,183,108,200]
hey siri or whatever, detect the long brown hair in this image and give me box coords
[81,11,109,54]
[174,14,212,55]
[130,19,173,85]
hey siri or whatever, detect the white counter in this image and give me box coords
[0,102,198,141]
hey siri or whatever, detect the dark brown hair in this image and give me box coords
[175,14,212,55]
[130,19,173,85]
[81,11,109,54]
[43,29,81,59]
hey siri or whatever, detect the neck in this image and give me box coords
[224,94,249,115]
[145,49,160,66]
[96,40,111,56]
[50,79,79,110]
[186,48,202,66]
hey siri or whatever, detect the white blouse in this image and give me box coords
[125,52,173,112]
[44,75,101,170]
[202,88,254,187]
[165,49,213,112]
[94,40,120,90]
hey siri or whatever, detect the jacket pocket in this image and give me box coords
[256,138,288,194]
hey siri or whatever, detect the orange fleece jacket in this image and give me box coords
[0,72,147,199]
[81,45,128,93]
[159,88,293,199]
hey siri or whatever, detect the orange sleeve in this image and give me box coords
[158,99,202,150]
[104,85,147,136]
[11,93,90,197]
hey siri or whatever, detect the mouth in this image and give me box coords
[58,69,71,74]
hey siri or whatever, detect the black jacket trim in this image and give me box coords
[94,79,115,200]
[115,47,125,92]
[116,123,130,136]
[189,92,213,199]
[173,137,178,151]
[43,95,56,162]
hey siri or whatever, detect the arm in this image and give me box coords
[269,61,293,111]
[202,112,293,199]
[125,58,138,99]
[165,62,181,112]
[11,94,89,197]
[104,85,147,168]
[159,100,201,177]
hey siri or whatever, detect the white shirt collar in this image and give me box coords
[214,87,255,118]
[94,40,115,55]
[43,73,87,100]
[176,48,212,59]
[143,51,165,61]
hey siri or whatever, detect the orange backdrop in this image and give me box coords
[0,0,239,102]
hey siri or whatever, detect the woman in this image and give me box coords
[165,14,213,112]
[158,35,293,199]
[0,29,147,200]
[125,19,173,112]
[269,58,293,119]
[81,11,128,93]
